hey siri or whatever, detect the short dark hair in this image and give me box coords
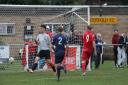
[40,24,46,29]
[58,27,64,32]
[87,25,93,30]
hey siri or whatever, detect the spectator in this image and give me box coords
[68,30,79,44]
[117,33,127,67]
[125,32,128,67]
[95,33,104,69]
[112,29,120,67]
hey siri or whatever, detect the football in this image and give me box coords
[9,57,15,64]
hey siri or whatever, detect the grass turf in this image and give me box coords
[0,61,128,85]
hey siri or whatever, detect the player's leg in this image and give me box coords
[59,53,66,74]
[32,57,40,71]
[56,64,66,81]
[46,59,56,72]
[82,51,91,76]
[56,63,61,81]
[27,56,40,73]
[81,51,87,76]
[55,51,65,81]
[63,63,67,74]
[45,50,56,72]
[28,50,45,73]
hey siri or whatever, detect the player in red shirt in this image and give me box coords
[82,26,97,76]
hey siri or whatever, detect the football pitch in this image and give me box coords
[0,61,128,85]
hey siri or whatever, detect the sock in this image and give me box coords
[32,63,37,71]
[57,66,61,80]
[63,65,67,74]
[85,62,87,71]
[82,60,88,73]
[82,63,85,73]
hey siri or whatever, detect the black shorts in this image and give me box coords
[37,50,50,59]
[55,51,65,64]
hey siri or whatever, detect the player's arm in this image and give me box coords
[50,39,55,53]
[35,35,40,45]
[46,35,53,52]
[50,42,55,53]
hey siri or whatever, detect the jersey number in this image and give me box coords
[86,35,89,42]
[58,37,62,45]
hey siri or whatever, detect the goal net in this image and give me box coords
[23,6,90,71]
[0,5,90,72]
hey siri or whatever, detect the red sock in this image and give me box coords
[82,60,88,73]
[49,63,56,72]
[82,63,85,73]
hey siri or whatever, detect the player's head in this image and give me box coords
[46,25,51,32]
[39,24,46,33]
[96,33,102,39]
[87,25,93,31]
[121,33,125,37]
[113,29,118,34]
[58,27,64,33]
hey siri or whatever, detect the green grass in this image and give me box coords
[0,61,128,85]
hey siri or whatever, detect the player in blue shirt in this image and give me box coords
[52,27,68,81]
